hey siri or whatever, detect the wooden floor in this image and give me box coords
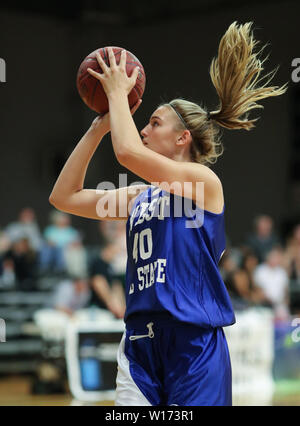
[0,376,299,406]
[0,376,114,406]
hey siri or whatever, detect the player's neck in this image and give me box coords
[171,151,192,163]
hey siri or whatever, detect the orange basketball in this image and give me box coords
[76,46,146,115]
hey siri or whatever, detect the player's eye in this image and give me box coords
[152,121,159,127]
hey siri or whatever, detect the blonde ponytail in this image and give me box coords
[160,21,287,165]
[209,21,287,130]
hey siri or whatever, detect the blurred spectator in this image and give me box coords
[50,274,91,317]
[4,207,43,251]
[283,223,300,277]
[98,220,121,245]
[89,242,126,319]
[253,246,290,321]
[219,249,242,306]
[97,221,127,290]
[38,210,80,275]
[283,223,300,314]
[219,249,239,283]
[244,214,281,263]
[43,210,80,249]
[220,248,273,310]
[63,237,88,279]
[0,231,15,289]
[3,237,38,290]
[234,250,272,305]
[108,221,127,290]
[0,258,15,289]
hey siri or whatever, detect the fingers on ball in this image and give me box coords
[87,68,103,80]
[108,47,117,68]
[96,52,109,72]
[120,50,127,68]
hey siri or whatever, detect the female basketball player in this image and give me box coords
[49,22,286,405]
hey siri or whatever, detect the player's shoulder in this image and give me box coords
[187,162,222,183]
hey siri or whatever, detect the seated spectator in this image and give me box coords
[50,274,91,317]
[283,223,300,314]
[234,250,273,305]
[97,221,127,290]
[107,221,127,292]
[283,223,300,276]
[4,207,43,252]
[3,236,38,290]
[98,220,120,245]
[63,236,88,279]
[289,254,300,316]
[0,258,15,290]
[253,246,290,321]
[43,210,80,248]
[219,249,239,284]
[89,243,126,319]
[37,241,66,276]
[244,214,281,263]
[0,231,15,289]
[38,210,80,275]
[220,248,273,310]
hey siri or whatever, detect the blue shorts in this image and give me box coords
[123,312,232,406]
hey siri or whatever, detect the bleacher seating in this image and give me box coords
[0,279,58,373]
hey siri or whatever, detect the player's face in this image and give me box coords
[140,106,182,158]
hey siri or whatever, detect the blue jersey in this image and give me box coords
[124,185,235,328]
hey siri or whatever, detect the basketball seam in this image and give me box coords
[133,85,141,99]
[91,79,99,112]
[102,47,108,65]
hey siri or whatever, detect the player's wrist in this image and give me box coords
[86,125,107,140]
[107,89,127,102]
[88,116,110,137]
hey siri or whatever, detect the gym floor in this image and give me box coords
[0,376,299,406]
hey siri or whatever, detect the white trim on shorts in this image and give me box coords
[115,332,152,406]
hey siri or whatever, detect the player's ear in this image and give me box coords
[177,130,192,146]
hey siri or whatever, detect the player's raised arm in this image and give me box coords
[87,48,222,212]
[49,101,144,221]
[88,33,287,213]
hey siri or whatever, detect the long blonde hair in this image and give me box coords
[162,21,287,165]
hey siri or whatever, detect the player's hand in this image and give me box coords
[87,47,140,97]
[89,99,142,135]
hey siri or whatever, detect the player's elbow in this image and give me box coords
[115,149,129,166]
[48,193,65,212]
[49,192,59,207]
[116,148,136,168]
[49,193,57,206]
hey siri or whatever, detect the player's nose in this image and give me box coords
[140,127,147,138]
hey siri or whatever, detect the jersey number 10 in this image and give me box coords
[132,228,153,263]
